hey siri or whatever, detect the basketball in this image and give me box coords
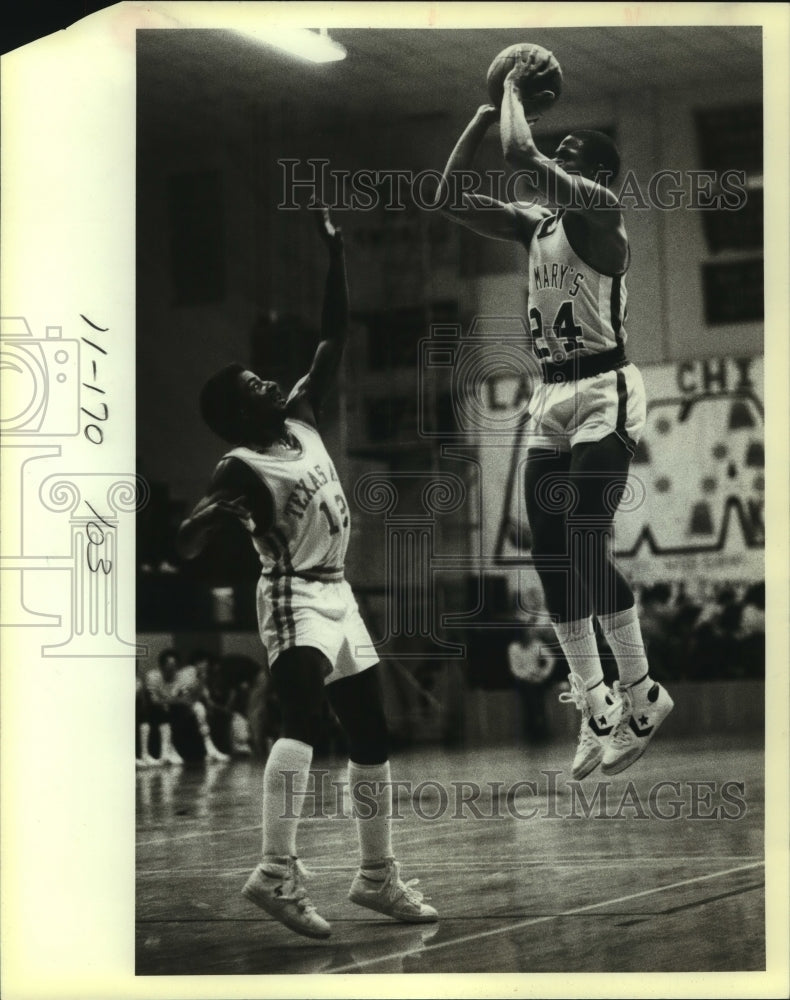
[486,43,563,111]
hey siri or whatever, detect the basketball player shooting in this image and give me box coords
[176,205,437,939]
[436,46,673,780]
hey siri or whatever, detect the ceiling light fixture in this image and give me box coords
[254,27,346,64]
[221,24,347,64]
[147,4,347,63]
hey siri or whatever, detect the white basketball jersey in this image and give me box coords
[526,210,628,361]
[226,419,349,578]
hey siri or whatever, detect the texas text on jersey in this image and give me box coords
[227,418,350,581]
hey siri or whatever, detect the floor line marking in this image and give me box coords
[615,881,764,926]
[137,824,260,847]
[327,861,765,973]
[136,856,764,878]
[136,820,433,848]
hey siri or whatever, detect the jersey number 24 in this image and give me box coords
[529,301,585,360]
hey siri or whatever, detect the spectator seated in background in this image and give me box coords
[171,650,231,763]
[689,585,743,680]
[735,582,765,679]
[217,655,258,756]
[230,703,253,756]
[202,654,253,756]
[507,625,557,744]
[638,583,673,629]
[247,661,281,760]
[714,586,742,641]
[738,582,765,640]
[641,579,765,682]
[136,667,151,768]
[138,649,184,767]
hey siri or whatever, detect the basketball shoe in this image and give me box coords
[159,725,183,766]
[601,678,674,775]
[559,675,621,780]
[242,857,331,939]
[349,860,438,923]
[205,740,230,763]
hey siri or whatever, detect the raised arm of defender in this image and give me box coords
[288,205,349,419]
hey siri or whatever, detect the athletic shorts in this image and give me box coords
[256,575,379,684]
[525,363,646,453]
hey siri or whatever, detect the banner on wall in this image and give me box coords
[478,355,764,601]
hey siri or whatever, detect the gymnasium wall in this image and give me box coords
[137,77,762,511]
[464,78,763,364]
[137,630,764,743]
[135,74,765,679]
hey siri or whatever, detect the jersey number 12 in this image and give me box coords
[319,495,349,536]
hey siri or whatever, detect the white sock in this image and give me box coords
[554,617,607,713]
[348,760,393,874]
[597,605,650,687]
[261,737,313,861]
[160,723,175,756]
[193,701,215,747]
[582,678,611,718]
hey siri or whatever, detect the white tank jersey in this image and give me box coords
[226,418,349,579]
[525,209,628,362]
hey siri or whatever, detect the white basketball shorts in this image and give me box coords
[256,575,379,684]
[524,363,647,453]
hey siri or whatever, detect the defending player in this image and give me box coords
[176,206,437,938]
[435,52,673,779]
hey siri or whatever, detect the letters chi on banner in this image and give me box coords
[482,356,764,600]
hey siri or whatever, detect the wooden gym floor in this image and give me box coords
[136,733,764,977]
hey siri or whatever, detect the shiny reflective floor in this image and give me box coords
[136,734,764,975]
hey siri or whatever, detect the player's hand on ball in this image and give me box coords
[487,43,562,115]
[310,200,343,250]
[504,47,559,119]
[503,46,538,85]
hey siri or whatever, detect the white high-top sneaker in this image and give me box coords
[601,678,674,775]
[558,675,621,780]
